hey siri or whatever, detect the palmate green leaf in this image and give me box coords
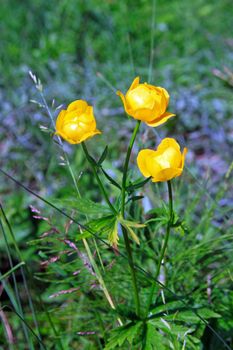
[150,301,220,324]
[150,318,195,336]
[160,308,221,324]
[59,197,112,215]
[147,319,201,350]
[104,321,143,349]
[148,302,220,349]
[78,215,116,240]
[195,308,221,319]
[143,322,166,350]
[150,300,184,315]
[164,308,221,323]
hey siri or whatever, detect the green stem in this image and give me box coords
[76,142,121,323]
[121,226,141,317]
[121,120,141,317]
[121,120,141,216]
[82,142,117,215]
[146,180,174,315]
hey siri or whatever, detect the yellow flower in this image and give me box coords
[117,77,175,127]
[137,138,187,182]
[55,100,101,144]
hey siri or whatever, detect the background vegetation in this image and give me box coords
[0,0,232,349]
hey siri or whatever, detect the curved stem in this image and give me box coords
[82,142,117,215]
[146,180,174,315]
[121,120,141,317]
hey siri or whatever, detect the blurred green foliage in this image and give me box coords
[0,0,232,86]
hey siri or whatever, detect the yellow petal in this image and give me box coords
[146,112,175,127]
[56,129,101,144]
[86,105,94,117]
[67,100,88,112]
[62,110,80,124]
[116,90,133,116]
[55,130,78,144]
[143,85,169,116]
[78,111,95,124]
[62,122,84,140]
[117,77,140,115]
[137,149,155,177]
[157,149,181,169]
[133,108,157,121]
[143,151,163,176]
[161,87,170,107]
[159,88,170,115]
[128,76,140,91]
[157,138,180,153]
[55,110,66,132]
[79,129,101,143]
[126,85,159,112]
[151,168,182,182]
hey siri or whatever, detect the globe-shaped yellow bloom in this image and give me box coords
[117,77,175,127]
[55,100,101,144]
[137,138,187,182]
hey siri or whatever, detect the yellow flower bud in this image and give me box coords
[117,77,175,127]
[55,100,101,144]
[137,138,187,182]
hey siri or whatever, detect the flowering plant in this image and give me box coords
[11,72,223,350]
[52,77,190,345]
